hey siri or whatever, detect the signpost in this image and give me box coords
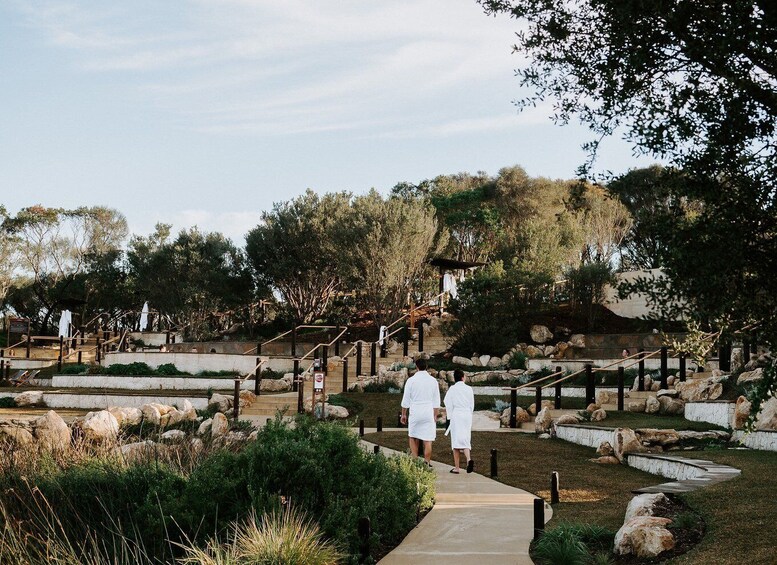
[6,317,31,356]
[312,358,326,419]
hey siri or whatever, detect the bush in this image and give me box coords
[565,261,615,331]
[198,370,240,377]
[155,363,189,376]
[59,364,89,375]
[105,362,155,376]
[532,522,615,565]
[0,397,15,408]
[363,381,397,393]
[327,394,364,416]
[508,350,528,370]
[261,368,286,380]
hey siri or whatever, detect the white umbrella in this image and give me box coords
[139,302,149,331]
[57,310,72,338]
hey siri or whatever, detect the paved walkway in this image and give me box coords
[365,442,552,565]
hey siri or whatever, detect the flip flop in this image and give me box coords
[466,459,475,474]
[449,468,460,474]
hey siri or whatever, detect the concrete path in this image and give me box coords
[366,442,552,565]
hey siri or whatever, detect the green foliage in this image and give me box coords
[327,394,364,416]
[155,363,189,376]
[260,368,285,380]
[58,364,89,375]
[0,397,16,408]
[197,370,240,377]
[508,351,527,370]
[669,511,701,531]
[106,362,155,376]
[363,381,398,394]
[532,522,614,565]
[746,360,777,432]
[565,261,615,331]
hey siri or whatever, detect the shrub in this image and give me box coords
[327,394,364,416]
[508,351,528,370]
[491,399,510,413]
[59,364,89,375]
[0,397,15,408]
[105,362,155,376]
[260,368,286,380]
[155,363,189,376]
[363,381,397,393]
[533,522,615,564]
[198,370,240,377]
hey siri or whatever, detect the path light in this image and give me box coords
[550,471,560,504]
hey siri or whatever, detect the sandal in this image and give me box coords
[466,459,475,474]
[449,468,460,474]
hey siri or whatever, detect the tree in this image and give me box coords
[245,190,352,324]
[346,191,441,328]
[568,183,633,266]
[0,206,17,309]
[479,0,777,343]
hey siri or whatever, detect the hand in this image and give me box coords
[400,414,407,425]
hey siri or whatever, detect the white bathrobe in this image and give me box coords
[401,370,441,442]
[443,381,474,449]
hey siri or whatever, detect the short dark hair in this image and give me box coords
[453,369,465,382]
[415,358,428,370]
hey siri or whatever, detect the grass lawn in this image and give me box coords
[365,431,777,564]
[585,411,725,431]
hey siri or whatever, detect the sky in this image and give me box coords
[0,0,655,243]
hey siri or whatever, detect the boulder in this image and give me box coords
[650,381,661,392]
[238,390,257,408]
[543,345,558,357]
[165,409,187,428]
[645,396,660,414]
[140,404,162,426]
[632,376,653,392]
[596,390,617,405]
[0,423,35,446]
[666,375,675,387]
[325,405,349,419]
[528,400,554,416]
[208,393,232,413]
[624,493,670,522]
[628,399,646,413]
[160,429,187,443]
[31,410,71,451]
[436,408,448,425]
[556,342,569,357]
[452,356,473,366]
[586,403,600,413]
[74,410,119,443]
[471,356,482,367]
[197,418,213,436]
[530,325,553,344]
[656,389,679,398]
[500,407,530,427]
[556,414,581,425]
[677,430,731,442]
[596,441,614,457]
[614,516,675,558]
[478,355,491,367]
[535,407,553,434]
[538,433,552,440]
[487,357,503,368]
[636,428,680,447]
[108,406,143,427]
[181,399,197,421]
[658,396,685,416]
[755,397,777,430]
[568,334,586,348]
[14,391,44,407]
[210,412,229,438]
[120,440,157,462]
[524,345,543,358]
[733,395,751,429]
[613,428,646,462]
[591,456,620,464]
[591,408,607,422]
[260,378,291,392]
[737,368,763,385]
[675,378,723,402]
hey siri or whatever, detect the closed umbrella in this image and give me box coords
[139,302,149,331]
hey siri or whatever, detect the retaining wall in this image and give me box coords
[473,386,618,398]
[625,453,706,480]
[684,401,734,429]
[103,352,294,374]
[554,424,615,448]
[733,429,777,451]
[0,391,209,410]
[51,374,258,391]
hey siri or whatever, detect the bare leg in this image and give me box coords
[409,437,419,457]
[423,440,433,464]
[452,448,460,470]
[463,448,471,462]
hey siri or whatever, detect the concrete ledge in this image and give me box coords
[0,390,209,410]
[733,429,777,451]
[103,351,294,374]
[473,386,618,397]
[628,453,740,494]
[685,401,734,429]
[554,423,615,448]
[51,374,255,391]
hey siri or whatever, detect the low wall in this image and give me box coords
[51,374,257,391]
[168,340,320,356]
[733,429,777,451]
[473,386,618,398]
[0,391,209,410]
[625,454,706,481]
[685,401,734,429]
[129,332,181,346]
[528,358,687,371]
[1,359,56,370]
[554,424,614,448]
[103,352,295,374]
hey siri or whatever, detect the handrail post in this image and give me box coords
[342,358,349,392]
[26,335,31,358]
[418,322,424,352]
[334,325,340,357]
[617,366,625,411]
[356,342,363,376]
[638,349,645,391]
[233,378,240,419]
[535,385,542,415]
[585,364,594,406]
[77,350,82,364]
[293,359,300,392]
[291,327,297,358]
[322,345,329,374]
[403,324,409,357]
[660,346,668,389]
[370,342,377,377]
[534,498,545,540]
[743,339,751,365]
[297,374,304,414]
[510,388,517,428]
[257,341,262,356]
[96,336,102,363]
[679,352,686,382]
[380,339,387,358]
[554,366,562,409]
[255,357,262,395]
[80,326,86,345]
[57,336,64,371]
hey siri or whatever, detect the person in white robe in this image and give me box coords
[443,369,475,473]
[400,358,441,465]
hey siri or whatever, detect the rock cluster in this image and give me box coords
[614,493,675,558]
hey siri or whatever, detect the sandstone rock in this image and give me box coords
[628,399,646,412]
[500,407,530,427]
[108,406,143,427]
[730,347,744,371]
[677,430,731,442]
[530,325,553,344]
[596,441,614,457]
[658,396,685,416]
[325,405,349,419]
[487,357,503,368]
[478,355,491,367]
[675,378,723,402]
[636,428,680,447]
[247,430,258,441]
[656,389,679,398]
[556,414,581,425]
[140,404,162,426]
[238,390,257,408]
[436,408,448,425]
[471,356,482,367]
[31,410,71,451]
[0,423,34,446]
[650,381,661,392]
[538,433,551,440]
[528,400,554,416]
[737,368,763,385]
[197,418,213,436]
[632,376,653,392]
[181,400,197,421]
[645,396,660,414]
[591,408,607,421]
[210,412,229,438]
[586,403,600,413]
[613,428,646,461]
[666,375,675,387]
[596,390,617,405]
[261,378,291,392]
[208,393,232,413]
[569,334,586,348]
[525,345,542,358]
[120,440,156,462]
[190,437,204,451]
[556,342,569,357]
[14,391,44,407]
[165,409,187,428]
[733,395,751,429]
[755,397,777,430]
[614,516,675,558]
[452,356,473,366]
[624,493,671,522]
[160,429,187,442]
[591,455,620,464]
[535,407,553,433]
[75,410,119,443]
